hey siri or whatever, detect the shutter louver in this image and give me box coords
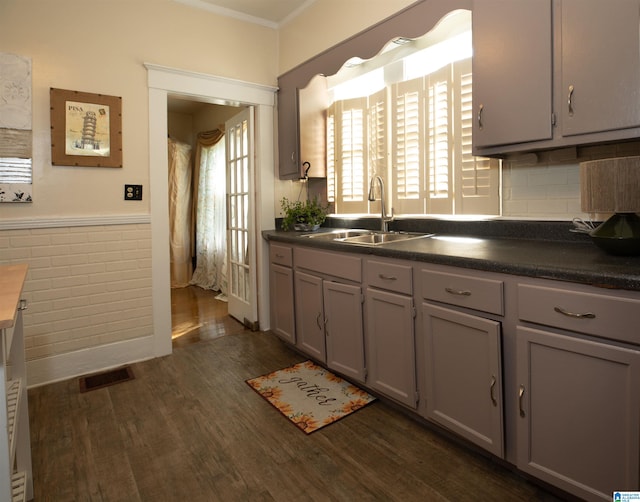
[392,78,424,214]
[427,67,453,214]
[335,97,368,213]
[327,106,336,204]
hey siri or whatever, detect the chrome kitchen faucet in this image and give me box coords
[368,175,394,232]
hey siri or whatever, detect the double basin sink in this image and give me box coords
[301,229,434,246]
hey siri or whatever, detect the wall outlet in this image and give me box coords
[124,184,142,201]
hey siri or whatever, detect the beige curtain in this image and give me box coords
[168,138,193,288]
[190,129,228,295]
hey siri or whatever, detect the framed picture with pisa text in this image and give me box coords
[50,88,122,167]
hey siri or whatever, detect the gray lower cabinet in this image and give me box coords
[323,280,365,383]
[294,271,326,361]
[516,326,640,502]
[269,244,295,344]
[421,303,504,457]
[268,240,640,500]
[366,287,417,409]
[365,258,417,409]
[294,270,365,383]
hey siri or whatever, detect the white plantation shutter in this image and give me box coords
[454,59,501,215]
[326,108,336,203]
[391,78,424,214]
[327,53,500,217]
[368,88,387,180]
[368,88,388,213]
[426,66,453,214]
[335,97,368,213]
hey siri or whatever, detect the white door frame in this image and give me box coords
[146,63,277,357]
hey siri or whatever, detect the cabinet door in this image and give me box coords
[269,264,295,344]
[472,0,552,149]
[294,271,326,361]
[516,326,640,501]
[422,303,504,457]
[298,75,329,179]
[366,288,417,408]
[560,0,640,137]
[323,281,365,383]
[277,76,300,180]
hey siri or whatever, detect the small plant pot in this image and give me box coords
[293,223,321,232]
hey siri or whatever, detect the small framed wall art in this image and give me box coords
[50,88,122,167]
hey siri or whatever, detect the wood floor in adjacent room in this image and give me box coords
[27,287,566,501]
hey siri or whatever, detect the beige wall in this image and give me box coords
[0,0,277,220]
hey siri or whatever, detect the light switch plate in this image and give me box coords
[124,184,142,201]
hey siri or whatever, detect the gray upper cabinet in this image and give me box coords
[473,0,640,156]
[560,0,640,137]
[472,0,553,149]
[277,74,329,180]
[277,74,300,180]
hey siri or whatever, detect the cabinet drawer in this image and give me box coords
[294,247,361,282]
[518,284,640,344]
[270,244,292,267]
[421,269,504,315]
[366,260,412,295]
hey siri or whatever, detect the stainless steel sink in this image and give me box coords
[341,232,434,246]
[301,229,373,240]
[300,229,433,246]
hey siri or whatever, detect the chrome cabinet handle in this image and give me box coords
[477,103,484,129]
[490,375,497,407]
[445,287,471,296]
[378,274,397,281]
[19,299,28,311]
[554,306,596,319]
[518,385,526,417]
[316,312,323,330]
[567,85,574,116]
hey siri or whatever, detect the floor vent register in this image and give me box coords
[79,366,135,393]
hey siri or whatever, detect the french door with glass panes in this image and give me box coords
[225,107,258,328]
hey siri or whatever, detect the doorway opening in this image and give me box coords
[146,63,277,359]
[167,97,246,345]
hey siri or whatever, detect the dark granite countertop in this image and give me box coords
[263,218,640,292]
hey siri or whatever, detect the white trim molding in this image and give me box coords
[0,214,151,231]
[26,336,155,388]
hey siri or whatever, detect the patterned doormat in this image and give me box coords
[246,360,376,434]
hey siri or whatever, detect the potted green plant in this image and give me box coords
[280,196,330,231]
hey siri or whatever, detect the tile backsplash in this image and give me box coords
[502,140,640,220]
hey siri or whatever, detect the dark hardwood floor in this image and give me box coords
[27,287,566,501]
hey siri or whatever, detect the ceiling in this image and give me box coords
[174,0,315,28]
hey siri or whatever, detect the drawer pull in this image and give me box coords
[445,287,471,296]
[378,274,397,281]
[553,306,596,319]
[490,375,497,407]
[518,385,526,417]
[275,253,285,259]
